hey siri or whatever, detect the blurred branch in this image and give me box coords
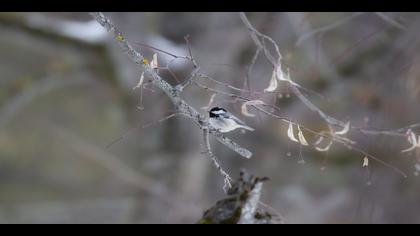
[0,13,128,95]
[0,75,85,129]
[374,12,407,30]
[0,13,102,47]
[48,124,202,213]
[296,12,365,46]
[90,12,252,159]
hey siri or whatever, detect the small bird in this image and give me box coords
[208,107,254,133]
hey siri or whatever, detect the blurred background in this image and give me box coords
[0,12,419,224]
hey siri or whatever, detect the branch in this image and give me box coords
[90,12,252,159]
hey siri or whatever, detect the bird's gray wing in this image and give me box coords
[222,111,247,126]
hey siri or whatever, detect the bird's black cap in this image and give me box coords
[209,107,226,117]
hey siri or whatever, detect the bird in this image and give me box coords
[208,107,254,133]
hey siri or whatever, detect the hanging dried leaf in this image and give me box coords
[362,157,369,167]
[408,130,417,145]
[402,130,419,153]
[315,141,333,152]
[241,100,264,117]
[314,136,325,145]
[287,122,299,143]
[150,53,158,69]
[401,143,418,153]
[201,94,217,110]
[335,121,350,135]
[297,125,309,146]
[133,72,145,90]
[264,70,278,92]
[276,64,288,81]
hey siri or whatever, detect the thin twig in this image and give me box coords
[105,112,182,149]
[202,129,233,192]
[374,12,407,30]
[296,13,365,46]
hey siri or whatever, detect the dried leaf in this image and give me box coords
[202,94,217,110]
[276,64,288,81]
[315,141,333,152]
[314,136,325,145]
[402,130,419,153]
[335,121,350,135]
[241,100,264,117]
[402,144,417,153]
[133,72,145,90]
[264,70,278,92]
[287,122,299,143]
[297,125,309,146]
[408,130,417,145]
[150,53,158,69]
[363,157,369,167]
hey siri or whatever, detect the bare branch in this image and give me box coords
[244,47,261,91]
[0,75,85,129]
[175,66,200,92]
[90,12,252,159]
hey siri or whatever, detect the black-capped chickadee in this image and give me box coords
[208,107,254,133]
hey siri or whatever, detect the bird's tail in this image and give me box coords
[241,125,255,132]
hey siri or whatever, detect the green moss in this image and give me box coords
[219,207,242,224]
[197,218,213,224]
